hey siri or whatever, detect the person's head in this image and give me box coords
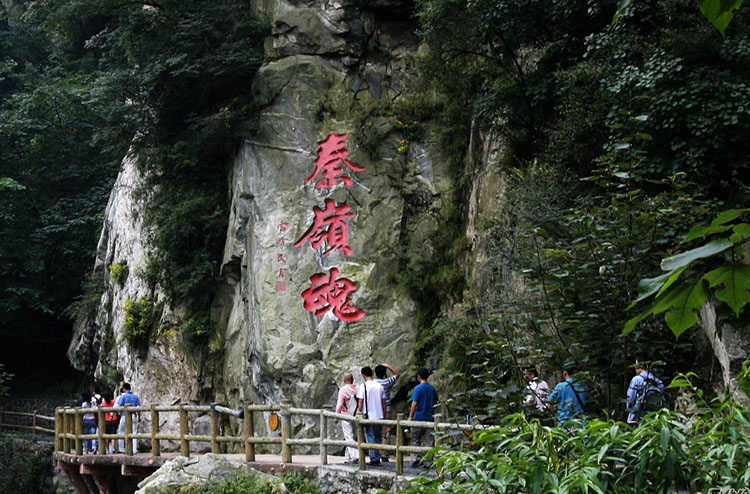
[562,362,577,380]
[523,367,538,382]
[122,382,132,392]
[416,367,430,382]
[361,366,373,378]
[103,389,113,402]
[634,357,649,374]
[93,386,101,395]
[81,390,91,402]
[343,372,353,384]
[375,364,387,379]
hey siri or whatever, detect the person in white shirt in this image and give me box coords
[357,366,386,465]
[523,367,550,411]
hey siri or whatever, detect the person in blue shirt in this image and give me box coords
[626,359,665,424]
[115,383,141,453]
[408,367,439,468]
[548,365,586,428]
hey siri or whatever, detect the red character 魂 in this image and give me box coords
[294,198,354,256]
[300,267,365,322]
[278,221,289,233]
[305,133,365,189]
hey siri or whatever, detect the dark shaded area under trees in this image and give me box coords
[0,0,266,395]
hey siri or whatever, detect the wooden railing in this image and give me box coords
[54,400,481,475]
[0,410,56,435]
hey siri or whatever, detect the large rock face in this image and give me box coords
[69,0,451,439]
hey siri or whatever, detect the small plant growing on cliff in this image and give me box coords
[179,311,215,349]
[122,297,160,348]
[108,261,129,286]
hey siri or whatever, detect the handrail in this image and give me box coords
[0,410,56,435]
[52,400,483,475]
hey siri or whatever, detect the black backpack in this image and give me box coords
[636,375,665,415]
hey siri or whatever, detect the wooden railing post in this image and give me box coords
[434,418,441,447]
[62,408,70,453]
[210,404,220,454]
[32,410,37,434]
[319,408,328,465]
[179,403,189,457]
[244,404,255,462]
[396,413,404,476]
[151,404,160,456]
[74,409,83,456]
[280,400,292,463]
[357,417,366,471]
[55,408,63,451]
[124,407,133,456]
[97,408,105,455]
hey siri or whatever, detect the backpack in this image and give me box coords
[636,375,665,414]
[345,386,358,416]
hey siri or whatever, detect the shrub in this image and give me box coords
[179,311,215,349]
[177,472,318,494]
[403,364,750,494]
[0,436,54,494]
[108,261,129,286]
[121,297,161,347]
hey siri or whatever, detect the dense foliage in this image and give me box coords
[0,435,54,494]
[405,364,750,494]
[0,0,266,387]
[405,0,750,423]
[0,1,120,391]
[31,0,267,343]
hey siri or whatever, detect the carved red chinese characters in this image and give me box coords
[300,267,365,321]
[293,198,354,256]
[305,133,365,189]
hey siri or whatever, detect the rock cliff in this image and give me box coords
[68,0,457,439]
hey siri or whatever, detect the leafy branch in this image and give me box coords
[615,0,743,36]
[625,209,750,338]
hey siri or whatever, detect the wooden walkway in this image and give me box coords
[3,402,480,493]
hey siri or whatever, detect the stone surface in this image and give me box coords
[135,454,284,494]
[699,295,750,405]
[68,0,446,446]
[317,465,413,494]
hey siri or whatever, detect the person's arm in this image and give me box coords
[548,384,560,404]
[409,400,417,421]
[381,397,386,417]
[381,363,400,378]
[626,376,640,411]
[335,388,347,415]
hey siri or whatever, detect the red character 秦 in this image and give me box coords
[305,133,365,189]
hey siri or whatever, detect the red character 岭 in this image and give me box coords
[300,267,365,322]
[305,133,365,189]
[294,198,354,256]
